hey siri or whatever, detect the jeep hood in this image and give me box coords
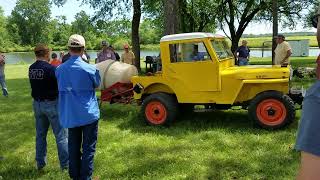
[221,65,290,80]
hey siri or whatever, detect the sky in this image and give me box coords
[0,0,94,23]
[0,0,316,35]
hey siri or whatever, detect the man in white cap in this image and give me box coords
[55,34,101,180]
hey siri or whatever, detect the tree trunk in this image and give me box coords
[132,0,141,72]
[272,0,278,65]
[163,0,180,35]
[231,36,240,55]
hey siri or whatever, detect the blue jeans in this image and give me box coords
[238,57,249,66]
[33,100,68,169]
[0,75,8,96]
[68,120,98,180]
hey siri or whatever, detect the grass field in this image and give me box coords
[0,58,317,179]
[241,36,318,48]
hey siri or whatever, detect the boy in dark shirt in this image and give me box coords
[28,44,68,170]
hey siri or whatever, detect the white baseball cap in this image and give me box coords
[68,34,85,47]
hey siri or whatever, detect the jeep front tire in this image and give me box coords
[248,91,295,129]
[142,93,178,126]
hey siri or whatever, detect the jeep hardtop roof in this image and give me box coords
[160,32,224,42]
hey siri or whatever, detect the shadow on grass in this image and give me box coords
[111,105,299,137]
[0,156,68,179]
[0,78,35,152]
[0,157,42,180]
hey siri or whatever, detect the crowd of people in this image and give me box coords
[23,35,138,179]
[28,34,102,180]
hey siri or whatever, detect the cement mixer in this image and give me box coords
[95,60,138,90]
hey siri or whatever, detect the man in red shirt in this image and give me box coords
[50,53,61,67]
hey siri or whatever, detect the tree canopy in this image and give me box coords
[0,0,318,55]
[8,0,51,45]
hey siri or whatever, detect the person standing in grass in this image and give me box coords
[96,40,116,63]
[236,40,250,66]
[274,34,292,66]
[121,44,135,65]
[50,52,62,67]
[55,34,101,180]
[295,10,320,179]
[28,44,68,170]
[0,53,8,97]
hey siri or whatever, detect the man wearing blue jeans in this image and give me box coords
[56,34,101,180]
[0,53,8,97]
[236,40,250,66]
[28,44,68,170]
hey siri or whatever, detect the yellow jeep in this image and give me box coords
[132,32,295,129]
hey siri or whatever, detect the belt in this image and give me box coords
[34,98,57,102]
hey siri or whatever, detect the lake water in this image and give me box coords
[3,48,320,64]
[3,50,160,65]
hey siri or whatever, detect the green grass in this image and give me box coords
[250,56,317,67]
[0,59,316,179]
[1,35,317,53]
[241,36,318,48]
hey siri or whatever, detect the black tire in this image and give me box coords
[248,91,295,130]
[141,93,178,126]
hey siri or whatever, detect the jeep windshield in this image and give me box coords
[211,40,233,60]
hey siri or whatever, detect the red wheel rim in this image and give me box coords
[145,101,167,124]
[256,99,287,126]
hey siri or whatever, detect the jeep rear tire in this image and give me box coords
[142,93,178,126]
[248,91,295,130]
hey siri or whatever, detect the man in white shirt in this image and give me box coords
[274,34,292,66]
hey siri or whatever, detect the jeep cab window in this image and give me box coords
[211,40,233,60]
[169,42,211,63]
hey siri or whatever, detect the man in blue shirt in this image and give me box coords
[295,11,320,179]
[29,44,68,170]
[236,40,250,66]
[56,34,101,180]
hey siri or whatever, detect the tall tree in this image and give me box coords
[132,0,141,71]
[272,0,278,64]
[217,0,315,53]
[144,0,217,34]
[51,15,72,46]
[55,0,142,71]
[9,0,51,45]
[179,0,217,32]
[163,0,180,35]
[0,7,10,49]
[71,11,94,34]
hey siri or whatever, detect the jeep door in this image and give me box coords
[166,40,220,92]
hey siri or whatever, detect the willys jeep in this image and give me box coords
[131,32,298,129]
